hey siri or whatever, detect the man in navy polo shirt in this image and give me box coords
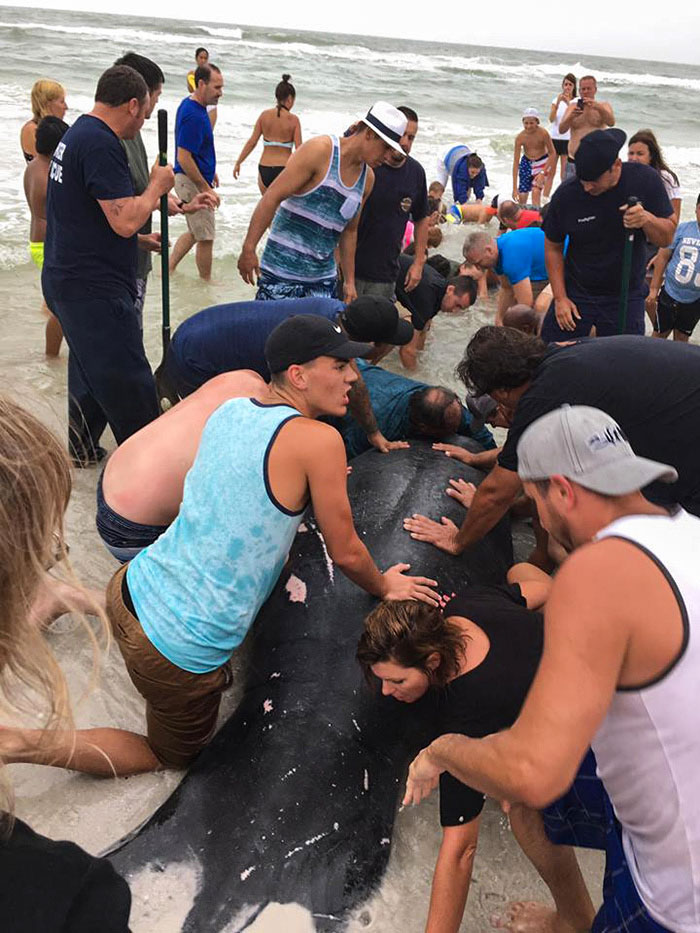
[170,63,223,280]
[542,128,675,339]
[354,106,429,301]
[42,64,174,465]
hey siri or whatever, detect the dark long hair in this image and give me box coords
[275,74,295,115]
[457,326,547,395]
[562,72,577,95]
[629,129,679,187]
[357,600,466,688]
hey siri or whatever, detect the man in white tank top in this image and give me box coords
[404,405,700,933]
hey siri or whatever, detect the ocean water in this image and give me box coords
[1,6,693,931]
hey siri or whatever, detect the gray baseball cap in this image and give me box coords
[517,405,678,495]
[465,393,498,432]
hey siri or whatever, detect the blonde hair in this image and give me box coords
[30,79,65,122]
[0,396,104,825]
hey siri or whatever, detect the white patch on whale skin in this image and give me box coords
[364,769,370,791]
[381,837,390,845]
[269,671,281,679]
[352,717,361,733]
[285,574,307,603]
[263,698,274,714]
[298,523,308,533]
[285,829,331,859]
[224,903,317,932]
[282,766,297,781]
[128,858,202,932]
[240,865,256,881]
[313,526,335,582]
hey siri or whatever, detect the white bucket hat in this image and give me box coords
[359,101,408,153]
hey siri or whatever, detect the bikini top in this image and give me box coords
[263,139,294,149]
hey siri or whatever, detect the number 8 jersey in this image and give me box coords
[665,219,700,303]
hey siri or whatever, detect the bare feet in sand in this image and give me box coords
[491,901,588,933]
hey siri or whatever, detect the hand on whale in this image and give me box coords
[381,562,439,605]
[404,513,461,554]
[403,744,444,807]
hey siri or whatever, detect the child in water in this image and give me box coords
[512,108,556,208]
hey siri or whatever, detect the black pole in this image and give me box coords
[618,196,639,334]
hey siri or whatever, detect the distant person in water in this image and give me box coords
[20,78,67,163]
[23,116,69,356]
[3,316,439,777]
[512,109,555,208]
[234,75,302,194]
[238,101,408,302]
[186,47,217,128]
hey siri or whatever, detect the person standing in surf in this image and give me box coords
[237,101,408,302]
[233,74,302,194]
[545,72,576,195]
[1,316,439,777]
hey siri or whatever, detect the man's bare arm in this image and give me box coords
[404,216,429,291]
[346,368,378,435]
[649,246,672,292]
[557,102,578,135]
[512,278,534,308]
[177,147,210,192]
[594,100,615,127]
[338,168,375,300]
[98,162,174,238]
[454,465,522,550]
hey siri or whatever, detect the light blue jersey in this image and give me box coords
[495,227,548,284]
[260,135,367,283]
[127,399,305,674]
[664,220,700,304]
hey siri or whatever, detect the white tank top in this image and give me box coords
[593,509,700,933]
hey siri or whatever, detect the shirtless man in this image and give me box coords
[512,109,555,208]
[23,115,68,356]
[558,74,615,173]
[238,101,408,303]
[3,315,439,777]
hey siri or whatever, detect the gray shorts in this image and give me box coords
[174,174,215,242]
[355,279,396,301]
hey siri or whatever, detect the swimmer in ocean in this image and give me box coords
[233,75,302,194]
[23,115,69,356]
[512,109,556,208]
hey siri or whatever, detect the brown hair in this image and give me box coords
[629,129,679,187]
[30,79,65,122]
[457,325,547,395]
[562,73,577,95]
[357,600,465,688]
[0,397,104,827]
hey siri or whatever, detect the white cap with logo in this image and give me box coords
[517,405,678,495]
[359,101,408,154]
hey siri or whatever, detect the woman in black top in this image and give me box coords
[357,564,551,933]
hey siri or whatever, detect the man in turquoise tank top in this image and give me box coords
[238,101,408,303]
[4,316,439,777]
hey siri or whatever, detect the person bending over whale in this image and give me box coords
[4,316,439,777]
[159,294,413,454]
[357,567,596,933]
[334,360,495,459]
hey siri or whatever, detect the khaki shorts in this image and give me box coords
[532,279,549,299]
[355,279,396,302]
[106,564,231,768]
[174,173,215,242]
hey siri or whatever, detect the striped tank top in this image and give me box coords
[261,135,368,283]
[126,399,305,674]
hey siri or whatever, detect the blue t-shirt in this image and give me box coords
[453,156,488,203]
[355,157,429,283]
[171,297,344,381]
[543,162,673,298]
[42,115,136,300]
[336,361,496,458]
[495,227,548,284]
[174,97,216,184]
[663,220,700,304]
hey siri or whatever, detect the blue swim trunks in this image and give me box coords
[255,270,339,302]
[542,750,671,933]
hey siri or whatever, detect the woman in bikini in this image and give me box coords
[233,75,302,194]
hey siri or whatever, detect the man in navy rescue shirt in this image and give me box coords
[42,65,174,465]
[542,128,675,339]
[170,63,223,280]
[354,106,429,301]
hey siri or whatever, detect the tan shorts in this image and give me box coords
[174,173,215,242]
[106,564,230,768]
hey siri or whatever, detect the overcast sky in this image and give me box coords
[5,1,700,65]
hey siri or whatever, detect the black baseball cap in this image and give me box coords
[575,129,626,182]
[265,314,373,374]
[340,296,414,345]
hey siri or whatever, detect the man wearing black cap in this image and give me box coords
[158,294,414,453]
[542,128,675,339]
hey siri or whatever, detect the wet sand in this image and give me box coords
[3,225,604,930]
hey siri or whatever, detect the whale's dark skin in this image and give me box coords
[108,441,513,931]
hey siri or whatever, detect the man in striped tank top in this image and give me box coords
[405,405,700,933]
[238,102,408,303]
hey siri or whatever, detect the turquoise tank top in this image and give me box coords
[126,399,304,674]
[260,135,367,283]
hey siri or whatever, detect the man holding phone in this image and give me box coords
[558,75,615,177]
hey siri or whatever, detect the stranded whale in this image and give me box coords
[107,441,512,931]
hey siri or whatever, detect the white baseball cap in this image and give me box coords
[522,107,540,120]
[517,405,678,495]
[359,101,408,154]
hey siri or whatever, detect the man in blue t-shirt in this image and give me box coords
[42,65,174,465]
[334,360,496,459]
[170,63,223,280]
[464,227,549,323]
[354,106,429,301]
[542,128,675,339]
[648,193,700,341]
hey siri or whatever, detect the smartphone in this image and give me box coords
[576,98,584,110]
